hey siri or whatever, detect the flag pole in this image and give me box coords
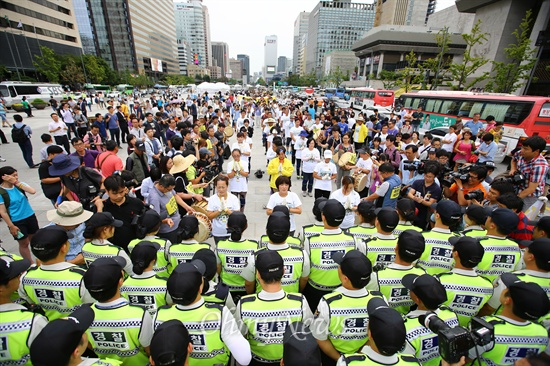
[33,24,43,57]
[19,20,35,68]
[3,29,21,79]
[7,19,25,77]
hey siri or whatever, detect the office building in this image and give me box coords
[211,41,229,78]
[237,54,250,81]
[264,35,278,82]
[322,51,357,76]
[292,12,309,74]
[230,58,244,80]
[305,0,376,75]
[207,65,222,79]
[297,34,308,76]
[174,0,212,73]
[277,56,290,73]
[375,0,436,26]
[1,0,82,74]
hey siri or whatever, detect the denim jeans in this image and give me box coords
[302,172,314,192]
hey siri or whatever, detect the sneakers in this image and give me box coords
[0,157,5,162]
[297,175,302,180]
[302,191,307,197]
[307,192,313,197]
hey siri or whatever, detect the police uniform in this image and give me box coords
[418,228,458,275]
[18,262,94,320]
[1,250,25,305]
[240,244,310,294]
[128,236,170,277]
[337,347,420,366]
[393,222,422,236]
[436,268,493,327]
[82,239,134,275]
[301,222,324,241]
[120,270,169,316]
[462,225,486,237]
[365,233,399,268]
[202,279,236,310]
[367,263,426,314]
[346,223,377,242]
[216,238,259,294]
[235,289,314,364]
[477,236,522,282]
[166,239,211,273]
[260,234,301,248]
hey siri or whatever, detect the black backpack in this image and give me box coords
[11,125,28,143]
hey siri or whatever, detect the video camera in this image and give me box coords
[464,189,484,202]
[420,313,495,364]
[80,185,103,212]
[497,171,526,186]
[402,159,432,175]
[442,165,472,188]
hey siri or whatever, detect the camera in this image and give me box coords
[420,313,494,363]
[79,185,101,212]
[497,171,526,186]
[403,160,423,172]
[442,166,471,188]
[464,189,484,202]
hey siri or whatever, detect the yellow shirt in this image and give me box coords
[267,157,294,189]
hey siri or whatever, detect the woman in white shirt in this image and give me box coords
[313,150,338,199]
[231,132,251,166]
[206,176,241,244]
[301,138,321,197]
[293,131,308,179]
[266,176,302,236]
[226,148,249,212]
[329,175,361,229]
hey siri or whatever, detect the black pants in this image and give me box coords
[54,135,70,154]
[18,139,34,167]
[77,127,89,139]
[314,189,331,200]
[321,351,337,366]
[249,359,279,366]
[302,282,331,312]
[0,129,7,144]
[109,128,121,146]
[119,122,129,143]
[66,123,78,140]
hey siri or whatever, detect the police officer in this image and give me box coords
[155,260,251,366]
[462,204,490,237]
[0,256,47,366]
[418,200,463,275]
[532,216,550,239]
[282,321,322,366]
[347,200,377,241]
[336,298,421,366]
[19,226,94,320]
[83,256,153,365]
[259,205,302,247]
[312,250,384,366]
[192,248,236,310]
[30,305,121,366]
[166,215,211,272]
[477,208,521,282]
[301,197,327,240]
[241,212,310,294]
[401,274,459,366]
[150,320,191,366]
[235,250,313,365]
[128,210,170,277]
[394,199,423,235]
[469,273,550,365]
[436,237,493,326]
[363,162,402,209]
[367,230,426,314]
[120,241,169,316]
[216,212,259,301]
[365,207,399,268]
[303,199,365,311]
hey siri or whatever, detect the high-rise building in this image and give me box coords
[277,56,289,73]
[375,0,436,26]
[1,0,83,74]
[174,0,212,74]
[237,54,250,81]
[211,42,229,78]
[264,35,278,82]
[292,12,310,74]
[73,0,178,76]
[305,0,376,75]
[229,58,244,80]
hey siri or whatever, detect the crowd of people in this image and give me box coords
[0,89,549,366]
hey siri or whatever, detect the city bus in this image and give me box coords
[0,81,64,107]
[350,88,395,110]
[116,84,134,95]
[325,87,347,99]
[400,91,550,157]
[92,84,111,95]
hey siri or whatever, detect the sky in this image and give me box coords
[202,0,456,74]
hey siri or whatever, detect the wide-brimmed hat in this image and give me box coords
[265,118,277,124]
[47,201,93,226]
[170,154,196,175]
[48,154,80,176]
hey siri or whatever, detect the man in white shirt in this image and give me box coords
[351,148,374,198]
[48,113,70,153]
[129,117,145,140]
[441,125,458,153]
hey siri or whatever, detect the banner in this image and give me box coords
[421,114,456,129]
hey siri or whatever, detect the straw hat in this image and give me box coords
[170,154,196,174]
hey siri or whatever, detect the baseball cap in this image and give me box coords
[83,256,126,294]
[167,260,206,303]
[138,209,162,233]
[520,238,550,271]
[312,197,328,221]
[192,248,217,281]
[30,226,74,253]
[396,199,416,216]
[431,200,462,221]
[283,321,321,366]
[530,216,550,234]
[332,250,372,287]
[324,150,332,159]
[255,250,284,279]
[30,304,95,366]
[500,273,550,320]
[357,148,368,154]
[272,204,290,217]
[322,199,346,227]
[150,320,191,366]
[397,230,425,260]
[135,140,146,151]
[266,211,290,243]
[367,297,406,356]
[199,147,213,156]
[449,236,485,268]
[402,274,447,310]
[428,148,439,155]
[86,212,123,231]
[356,200,376,221]
[489,208,519,235]
[374,207,399,232]
[465,205,491,226]
[130,241,160,268]
[0,257,30,283]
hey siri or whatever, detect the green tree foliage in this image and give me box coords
[59,58,85,86]
[33,46,62,82]
[325,66,346,87]
[0,64,11,80]
[446,20,490,90]
[82,55,106,84]
[378,70,399,89]
[485,10,537,93]
[399,50,424,92]
[160,74,194,86]
[256,77,266,86]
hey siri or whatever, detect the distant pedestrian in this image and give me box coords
[11,114,35,168]
[21,96,33,117]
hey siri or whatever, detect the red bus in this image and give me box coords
[400,91,550,157]
[350,88,395,110]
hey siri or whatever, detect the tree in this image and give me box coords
[398,50,423,92]
[445,20,490,90]
[0,64,11,80]
[485,10,537,93]
[82,55,106,84]
[202,74,211,82]
[60,58,85,88]
[33,46,62,82]
[378,70,399,89]
[256,77,266,86]
[326,66,346,87]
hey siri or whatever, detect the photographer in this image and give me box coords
[509,136,549,211]
[407,163,442,230]
[443,165,488,207]
[399,145,420,186]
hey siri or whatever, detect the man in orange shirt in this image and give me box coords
[443,165,488,206]
[95,140,123,177]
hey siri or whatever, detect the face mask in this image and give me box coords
[462,217,468,228]
[430,213,435,223]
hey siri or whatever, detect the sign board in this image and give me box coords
[422,114,456,129]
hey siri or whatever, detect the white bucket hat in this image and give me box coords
[47,201,94,226]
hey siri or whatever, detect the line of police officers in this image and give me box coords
[0,194,549,366]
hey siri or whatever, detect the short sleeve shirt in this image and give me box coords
[0,185,34,221]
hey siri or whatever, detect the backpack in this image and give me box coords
[11,125,28,143]
[0,186,27,219]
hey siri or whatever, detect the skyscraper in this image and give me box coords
[264,35,278,82]
[277,56,289,73]
[375,0,437,26]
[211,42,229,78]
[174,0,212,74]
[237,54,250,81]
[229,58,244,80]
[305,0,376,75]
[292,12,310,74]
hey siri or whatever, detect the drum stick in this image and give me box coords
[207,174,219,185]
